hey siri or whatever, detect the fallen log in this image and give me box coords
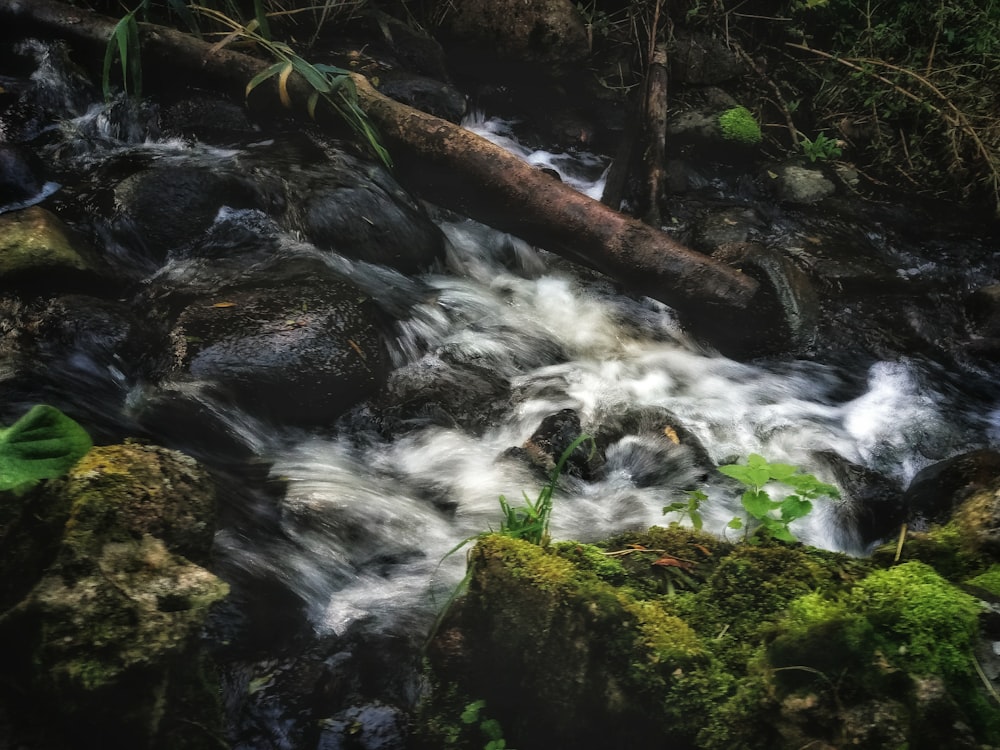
[0,0,761,322]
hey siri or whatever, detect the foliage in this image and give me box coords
[663,488,705,530]
[719,453,839,543]
[99,1,389,166]
[102,2,144,100]
[717,106,762,145]
[192,5,392,167]
[788,0,1000,211]
[0,405,91,494]
[495,433,594,546]
[664,454,838,543]
[799,131,842,162]
[460,700,509,750]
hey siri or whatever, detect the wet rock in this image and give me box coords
[377,73,467,123]
[592,406,714,487]
[0,443,227,749]
[169,270,388,425]
[691,206,766,251]
[382,353,510,435]
[441,0,590,72]
[159,93,260,144]
[902,448,1000,527]
[520,408,602,479]
[966,283,1000,337]
[669,31,743,84]
[319,702,408,750]
[288,149,445,274]
[771,164,837,204]
[0,206,98,285]
[0,143,46,206]
[813,450,906,549]
[112,165,276,263]
[701,242,820,356]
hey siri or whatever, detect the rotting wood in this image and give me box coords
[0,0,762,320]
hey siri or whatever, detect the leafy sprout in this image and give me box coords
[719,453,839,543]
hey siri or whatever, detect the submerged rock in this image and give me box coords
[0,443,228,749]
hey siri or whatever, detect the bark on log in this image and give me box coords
[641,42,669,227]
[0,0,761,320]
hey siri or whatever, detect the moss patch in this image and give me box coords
[420,528,1000,749]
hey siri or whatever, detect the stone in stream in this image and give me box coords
[0,443,227,750]
[168,267,388,426]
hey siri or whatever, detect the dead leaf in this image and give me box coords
[211,301,236,308]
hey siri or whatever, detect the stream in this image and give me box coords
[3,36,1000,749]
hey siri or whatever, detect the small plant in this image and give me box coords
[663,489,706,530]
[461,699,510,750]
[193,5,392,167]
[799,131,843,162]
[718,106,763,145]
[103,2,145,100]
[720,454,839,543]
[497,433,594,545]
[0,405,92,494]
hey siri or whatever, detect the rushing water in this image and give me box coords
[5,38,1000,746]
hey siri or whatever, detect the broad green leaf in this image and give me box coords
[0,405,91,491]
[741,489,775,519]
[719,460,769,489]
[779,495,812,522]
[765,522,798,543]
[767,462,798,482]
[727,517,744,529]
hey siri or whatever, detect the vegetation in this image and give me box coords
[460,700,510,750]
[100,0,391,165]
[665,454,839,543]
[419,523,1000,749]
[0,405,91,494]
[799,131,842,162]
[717,105,762,145]
[496,434,594,546]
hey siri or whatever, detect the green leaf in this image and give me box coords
[741,489,775,520]
[460,700,485,725]
[480,718,504,741]
[689,509,704,530]
[727,517,744,530]
[779,495,813,522]
[245,62,286,99]
[763,521,798,543]
[0,405,91,491]
[766,462,798,482]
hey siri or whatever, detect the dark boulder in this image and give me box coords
[169,271,389,425]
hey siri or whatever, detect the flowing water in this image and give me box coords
[5,38,1000,747]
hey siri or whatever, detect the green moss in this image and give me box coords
[552,541,628,584]
[718,105,762,144]
[966,564,1000,596]
[854,561,980,679]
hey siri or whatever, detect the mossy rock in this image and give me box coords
[0,443,228,749]
[0,206,98,283]
[419,528,1000,750]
